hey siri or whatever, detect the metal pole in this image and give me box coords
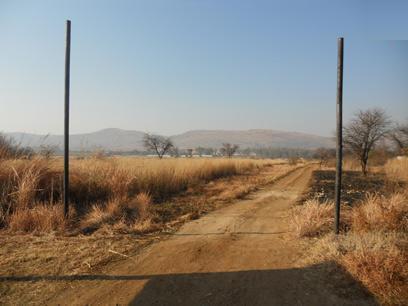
[64,20,71,218]
[334,37,344,234]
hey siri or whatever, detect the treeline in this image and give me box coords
[238,147,316,158]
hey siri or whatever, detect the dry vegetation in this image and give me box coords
[292,158,408,305]
[0,155,299,304]
[0,156,277,234]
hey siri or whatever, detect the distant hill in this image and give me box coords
[171,130,333,149]
[4,128,334,151]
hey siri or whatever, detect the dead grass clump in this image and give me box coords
[306,232,408,305]
[81,192,152,232]
[340,233,408,305]
[299,191,408,305]
[292,199,335,237]
[8,204,66,233]
[10,159,49,210]
[351,193,408,233]
[69,160,133,206]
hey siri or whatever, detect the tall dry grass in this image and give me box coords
[292,199,335,237]
[351,193,408,233]
[292,183,408,304]
[385,158,408,183]
[0,156,269,233]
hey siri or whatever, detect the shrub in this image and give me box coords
[8,204,66,233]
[292,199,335,237]
[351,193,408,233]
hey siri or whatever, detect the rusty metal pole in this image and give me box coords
[334,37,344,234]
[63,20,71,218]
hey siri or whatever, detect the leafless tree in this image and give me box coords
[186,148,193,158]
[389,122,408,155]
[195,146,205,157]
[39,144,57,159]
[170,146,180,158]
[143,133,174,159]
[220,143,239,158]
[343,108,391,175]
[314,147,335,167]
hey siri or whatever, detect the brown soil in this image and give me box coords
[36,166,377,305]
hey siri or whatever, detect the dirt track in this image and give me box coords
[51,166,377,305]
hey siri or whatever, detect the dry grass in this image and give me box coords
[8,204,67,233]
[0,156,273,233]
[292,198,352,238]
[81,192,153,233]
[340,233,408,306]
[351,193,408,233]
[306,232,408,306]
[292,199,335,237]
[0,158,298,304]
[385,158,408,183]
[293,162,408,305]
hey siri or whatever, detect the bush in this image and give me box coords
[8,204,66,233]
[351,193,408,233]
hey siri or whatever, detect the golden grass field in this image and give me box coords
[0,156,288,234]
[291,158,408,305]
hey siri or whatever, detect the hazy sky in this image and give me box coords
[1,0,407,136]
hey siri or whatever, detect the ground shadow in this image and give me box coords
[1,262,379,305]
[129,261,378,306]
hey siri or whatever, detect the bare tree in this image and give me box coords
[390,122,408,155]
[186,148,193,158]
[220,143,239,158]
[39,144,57,159]
[143,133,174,159]
[343,108,390,175]
[314,147,335,168]
[195,146,205,157]
[170,146,180,158]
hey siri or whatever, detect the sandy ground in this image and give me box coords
[44,166,377,305]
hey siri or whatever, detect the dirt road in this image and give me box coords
[51,166,377,305]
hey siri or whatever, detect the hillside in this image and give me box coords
[5,128,333,151]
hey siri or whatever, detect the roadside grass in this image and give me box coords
[0,157,285,234]
[0,159,299,305]
[292,158,408,305]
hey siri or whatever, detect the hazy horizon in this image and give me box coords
[5,127,334,138]
[1,0,407,137]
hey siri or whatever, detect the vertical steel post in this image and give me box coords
[334,37,344,234]
[64,20,71,218]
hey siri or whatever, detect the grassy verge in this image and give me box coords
[0,157,279,234]
[291,159,408,305]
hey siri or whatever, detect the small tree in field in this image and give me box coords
[143,133,174,159]
[344,108,390,175]
[220,143,239,158]
[186,149,193,158]
[390,122,408,155]
[195,146,205,157]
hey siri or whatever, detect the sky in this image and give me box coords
[0,0,407,137]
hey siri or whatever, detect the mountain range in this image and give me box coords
[5,128,334,152]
